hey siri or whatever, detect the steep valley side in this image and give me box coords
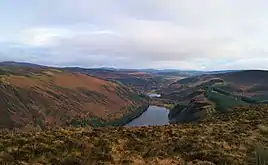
[1,65,268,164]
[0,67,148,129]
[164,70,268,124]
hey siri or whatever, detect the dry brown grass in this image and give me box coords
[1,104,268,165]
[0,68,147,128]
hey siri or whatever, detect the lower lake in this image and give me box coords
[125,105,169,127]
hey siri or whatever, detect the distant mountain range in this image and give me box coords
[0,61,45,68]
[0,61,239,76]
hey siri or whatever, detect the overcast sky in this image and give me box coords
[1,0,268,70]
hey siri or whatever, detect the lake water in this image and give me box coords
[148,93,161,98]
[125,106,169,126]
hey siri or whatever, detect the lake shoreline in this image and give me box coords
[125,105,170,127]
[120,93,173,127]
[100,103,150,127]
[115,104,150,126]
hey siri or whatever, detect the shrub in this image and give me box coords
[60,156,82,165]
[103,85,110,90]
[213,87,232,96]
[250,125,268,165]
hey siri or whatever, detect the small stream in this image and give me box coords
[125,93,169,126]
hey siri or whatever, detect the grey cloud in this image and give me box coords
[1,0,268,69]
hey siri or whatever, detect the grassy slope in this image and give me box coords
[170,70,268,99]
[165,70,268,122]
[1,104,267,164]
[0,67,148,128]
[204,87,248,112]
[168,84,255,124]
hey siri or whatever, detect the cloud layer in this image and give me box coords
[1,0,268,70]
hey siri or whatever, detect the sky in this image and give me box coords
[1,0,268,70]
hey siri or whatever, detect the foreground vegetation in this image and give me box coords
[1,104,268,164]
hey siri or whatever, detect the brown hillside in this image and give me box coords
[0,67,147,129]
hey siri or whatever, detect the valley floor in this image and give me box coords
[1,104,267,165]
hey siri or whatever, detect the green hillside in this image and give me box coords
[204,87,248,112]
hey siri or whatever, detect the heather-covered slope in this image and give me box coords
[166,70,268,99]
[1,104,267,164]
[0,66,148,128]
[162,70,268,124]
